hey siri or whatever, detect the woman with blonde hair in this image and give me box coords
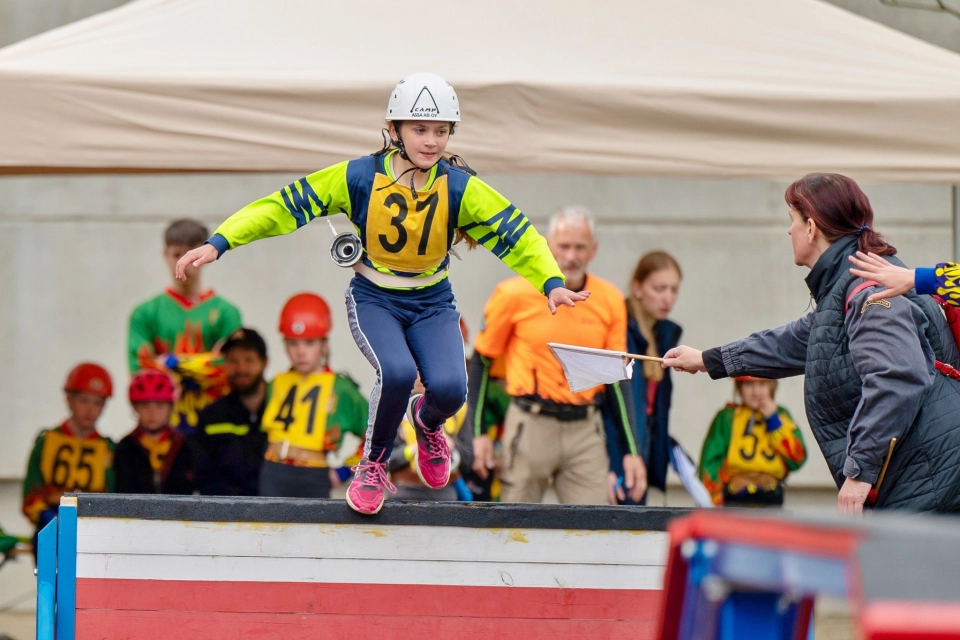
[609,251,682,502]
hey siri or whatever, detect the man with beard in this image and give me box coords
[467,207,647,504]
[193,328,269,496]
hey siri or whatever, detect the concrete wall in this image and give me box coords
[823,0,960,53]
[0,0,127,48]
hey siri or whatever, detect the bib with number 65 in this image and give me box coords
[365,173,450,273]
[39,430,113,492]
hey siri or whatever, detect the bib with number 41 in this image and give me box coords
[262,370,339,452]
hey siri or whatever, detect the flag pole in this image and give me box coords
[625,352,664,363]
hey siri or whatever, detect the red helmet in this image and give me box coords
[279,293,332,339]
[64,363,113,398]
[734,376,768,382]
[129,369,176,404]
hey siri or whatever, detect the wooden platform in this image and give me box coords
[70,495,691,640]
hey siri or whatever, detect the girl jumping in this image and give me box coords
[175,72,586,514]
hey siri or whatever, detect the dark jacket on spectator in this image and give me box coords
[193,390,267,496]
[605,315,682,492]
[703,237,960,512]
[114,427,195,495]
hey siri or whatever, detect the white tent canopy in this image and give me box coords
[2,0,960,181]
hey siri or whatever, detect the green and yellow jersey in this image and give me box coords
[128,289,242,433]
[698,405,806,507]
[208,151,564,293]
[22,423,116,525]
[261,370,368,462]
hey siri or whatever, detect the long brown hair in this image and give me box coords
[628,251,682,382]
[785,173,895,256]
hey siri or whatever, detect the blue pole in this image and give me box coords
[56,496,78,640]
[36,517,57,640]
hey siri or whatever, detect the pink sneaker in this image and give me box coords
[407,394,452,489]
[346,457,396,515]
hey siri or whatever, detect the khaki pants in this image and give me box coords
[499,402,609,505]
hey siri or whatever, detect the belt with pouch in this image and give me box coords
[513,395,593,422]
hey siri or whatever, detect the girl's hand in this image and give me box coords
[662,346,705,374]
[848,252,915,302]
[838,477,872,515]
[548,287,590,314]
[175,244,218,281]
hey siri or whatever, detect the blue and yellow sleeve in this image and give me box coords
[455,176,564,295]
[208,162,352,256]
[916,262,960,306]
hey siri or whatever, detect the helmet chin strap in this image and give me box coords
[385,122,435,200]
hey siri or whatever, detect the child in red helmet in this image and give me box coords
[259,293,368,498]
[698,377,807,507]
[113,370,196,495]
[23,363,117,559]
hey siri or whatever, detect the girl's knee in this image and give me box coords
[425,377,467,414]
[380,362,418,394]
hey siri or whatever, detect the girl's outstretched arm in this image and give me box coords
[455,175,584,311]
[177,163,353,280]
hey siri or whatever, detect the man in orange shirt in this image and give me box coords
[467,207,647,504]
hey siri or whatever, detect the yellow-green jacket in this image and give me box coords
[208,151,564,294]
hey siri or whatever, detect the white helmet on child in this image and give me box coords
[385,72,461,122]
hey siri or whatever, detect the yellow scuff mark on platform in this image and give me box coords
[361,529,388,538]
[316,524,348,535]
[506,529,530,543]
[233,521,292,533]
[507,530,529,543]
[483,528,530,543]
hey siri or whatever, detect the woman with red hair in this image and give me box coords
[664,173,960,514]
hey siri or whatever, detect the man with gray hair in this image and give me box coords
[466,207,647,504]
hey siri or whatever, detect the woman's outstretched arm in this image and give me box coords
[663,314,813,379]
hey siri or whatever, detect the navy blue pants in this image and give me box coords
[346,275,467,462]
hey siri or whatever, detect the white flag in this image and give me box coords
[669,439,715,509]
[548,343,634,393]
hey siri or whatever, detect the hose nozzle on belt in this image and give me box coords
[327,219,362,268]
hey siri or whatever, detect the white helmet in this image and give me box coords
[385,72,460,122]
